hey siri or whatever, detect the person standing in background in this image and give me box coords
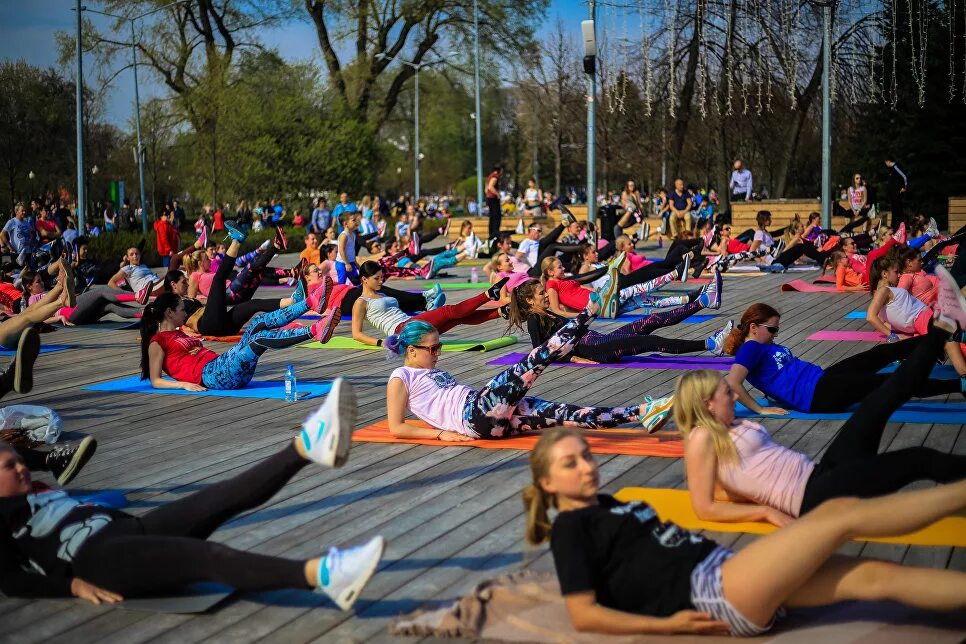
[885,156,908,229]
[729,159,753,203]
[485,164,503,241]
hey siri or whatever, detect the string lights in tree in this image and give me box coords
[907,0,929,106]
[666,0,679,118]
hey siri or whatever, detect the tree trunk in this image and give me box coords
[773,56,823,197]
[670,11,703,178]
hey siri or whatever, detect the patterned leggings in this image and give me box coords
[575,300,707,363]
[211,246,278,305]
[200,298,313,389]
[379,251,424,279]
[461,310,642,438]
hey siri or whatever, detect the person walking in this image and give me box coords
[486,164,504,241]
[885,156,908,230]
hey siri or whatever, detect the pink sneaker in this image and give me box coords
[311,308,342,343]
[198,225,208,248]
[135,280,158,305]
[306,276,334,314]
[702,226,716,248]
[892,222,907,245]
[933,266,966,331]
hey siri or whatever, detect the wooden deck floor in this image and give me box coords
[1,249,963,643]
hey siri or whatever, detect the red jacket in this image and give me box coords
[154,219,178,256]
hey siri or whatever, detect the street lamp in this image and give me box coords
[375,53,451,201]
[76,0,191,235]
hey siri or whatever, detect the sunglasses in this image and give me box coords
[757,324,780,334]
[722,227,732,231]
[412,343,443,354]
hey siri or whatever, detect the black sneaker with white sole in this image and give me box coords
[47,436,98,485]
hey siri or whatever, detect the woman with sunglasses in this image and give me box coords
[384,302,675,442]
[723,297,966,416]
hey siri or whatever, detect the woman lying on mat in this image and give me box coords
[509,278,731,364]
[183,225,284,304]
[384,307,675,442]
[0,380,385,610]
[0,272,75,347]
[542,257,716,320]
[724,289,966,416]
[350,261,502,346]
[139,289,338,391]
[677,320,966,528]
[525,428,966,637]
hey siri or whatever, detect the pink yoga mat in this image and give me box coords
[814,274,836,284]
[807,330,912,342]
[780,279,841,293]
[487,353,733,370]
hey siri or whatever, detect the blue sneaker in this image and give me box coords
[300,377,355,468]
[316,535,385,611]
[224,221,248,243]
[430,283,445,309]
[291,278,307,304]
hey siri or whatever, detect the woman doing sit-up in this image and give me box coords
[508,277,732,364]
[140,288,338,391]
[724,293,966,416]
[526,428,966,636]
[677,303,966,528]
[350,261,501,346]
[0,380,385,610]
[385,304,675,442]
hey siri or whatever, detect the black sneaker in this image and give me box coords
[46,436,97,485]
[498,304,510,320]
[487,276,509,301]
[14,327,39,394]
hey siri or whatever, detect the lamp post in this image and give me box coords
[78,0,190,235]
[75,0,85,233]
[582,5,598,224]
[819,1,833,230]
[473,0,484,217]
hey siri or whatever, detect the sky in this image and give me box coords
[0,0,588,128]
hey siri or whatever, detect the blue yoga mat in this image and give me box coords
[71,490,129,509]
[737,397,966,424]
[84,375,332,400]
[879,362,962,379]
[602,313,716,324]
[0,344,74,356]
[844,310,867,319]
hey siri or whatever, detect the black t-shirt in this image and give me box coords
[670,190,691,212]
[551,495,717,617]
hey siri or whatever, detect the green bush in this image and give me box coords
[85,225,309,267]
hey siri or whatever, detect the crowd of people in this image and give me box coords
[0,157,964,638]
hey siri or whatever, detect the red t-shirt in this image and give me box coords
[0,282,23,311]
[485,171,500,198]
[212,210,225,231]
[151,330,218,384]
[546,278,590,310]
[725,238,749,253]
[154,219,177,256]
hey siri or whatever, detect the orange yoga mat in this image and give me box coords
[353,419,684,457]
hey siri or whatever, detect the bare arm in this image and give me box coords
[685,428,793,526]
[350,297,382,345]
[547,289,578,318]
[386,377,471,441]
[865,287,893,335]
[108,268,127,289]
[148,342,206,391]
[564,592,729,635]
[725,363,788,415]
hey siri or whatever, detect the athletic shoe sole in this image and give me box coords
[56,435,97,486]
[311,276,335,314]
[332,535,385,611]
[709,270,723,310]
[302,377,356,468]
[933,266,966,331]
[275,227,288,251]
[14,327,39,394]
[641,397,674,434]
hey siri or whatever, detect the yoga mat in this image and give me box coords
[355,419,684,457]
[780,279,842,293]
[487,353,733,371]
[300,335,518,352]
[662,277,710,285]
[725,263,819,273]
[120,582,234,613]
[807,330,914,342]
[736,397,966,424]
[84,375,332,400]
[815,274,837,284]
[0,344,74,356]
[71,490,129,509]
[600,314,716,324]
[60,320,141,330]
[404,282,486,292]
[614,488,966,547]
[844,310,867,319]
[879,362,962,379]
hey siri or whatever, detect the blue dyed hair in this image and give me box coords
[385,320,437,357]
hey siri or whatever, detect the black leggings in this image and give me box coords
[799,326,966,513]
[574,300,707,362]
[196,298,280,336]
[339,284,426,316]
[773,243,829,267]
[72,444,310,596]
[809,329,964,412]
[67,287,141,325]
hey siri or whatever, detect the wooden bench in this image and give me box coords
[949,196,966,233]
[731,199,852,232]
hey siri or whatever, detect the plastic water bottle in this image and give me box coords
[470,267,479,283]
[887,332,900,344]
[284,364,297,402]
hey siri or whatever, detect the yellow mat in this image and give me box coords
[615,488,966,548]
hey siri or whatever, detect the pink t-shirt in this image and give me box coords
[320,259,339,282]
[507,255,530,274]
[626,253,652,271]
[390,366,476,437]
[495,271,530,291]
[27,293,45,307]
[716,420,816,517]
[897,271,938,306]
[191,271,222,298]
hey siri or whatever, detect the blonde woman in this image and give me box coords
[522,428,966,637]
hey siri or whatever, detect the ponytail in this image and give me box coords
[139,292,182,380]
[522,483,555,545]
[506,278,541,332]
[724,303,780,356]
[538,256,557,285]
[384,320,436,358]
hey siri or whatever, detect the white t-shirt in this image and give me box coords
[753,229,774,248]
[389,366,477,437]
[518,238,540,267]
[122,264,158,292]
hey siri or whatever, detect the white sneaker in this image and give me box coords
[926,217,939,238]
[708,320,733,356]
[317,535,385,611]
[770,239,786,258]
[515,218,525,235]
[639,220,650,241]
[640,395,673,434]
[300,377,356,468]
[933,266,966,331]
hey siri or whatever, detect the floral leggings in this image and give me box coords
[461,310,642,438]
[379,251,424,279]
[200,298,314,389]
[575,299,707,363]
